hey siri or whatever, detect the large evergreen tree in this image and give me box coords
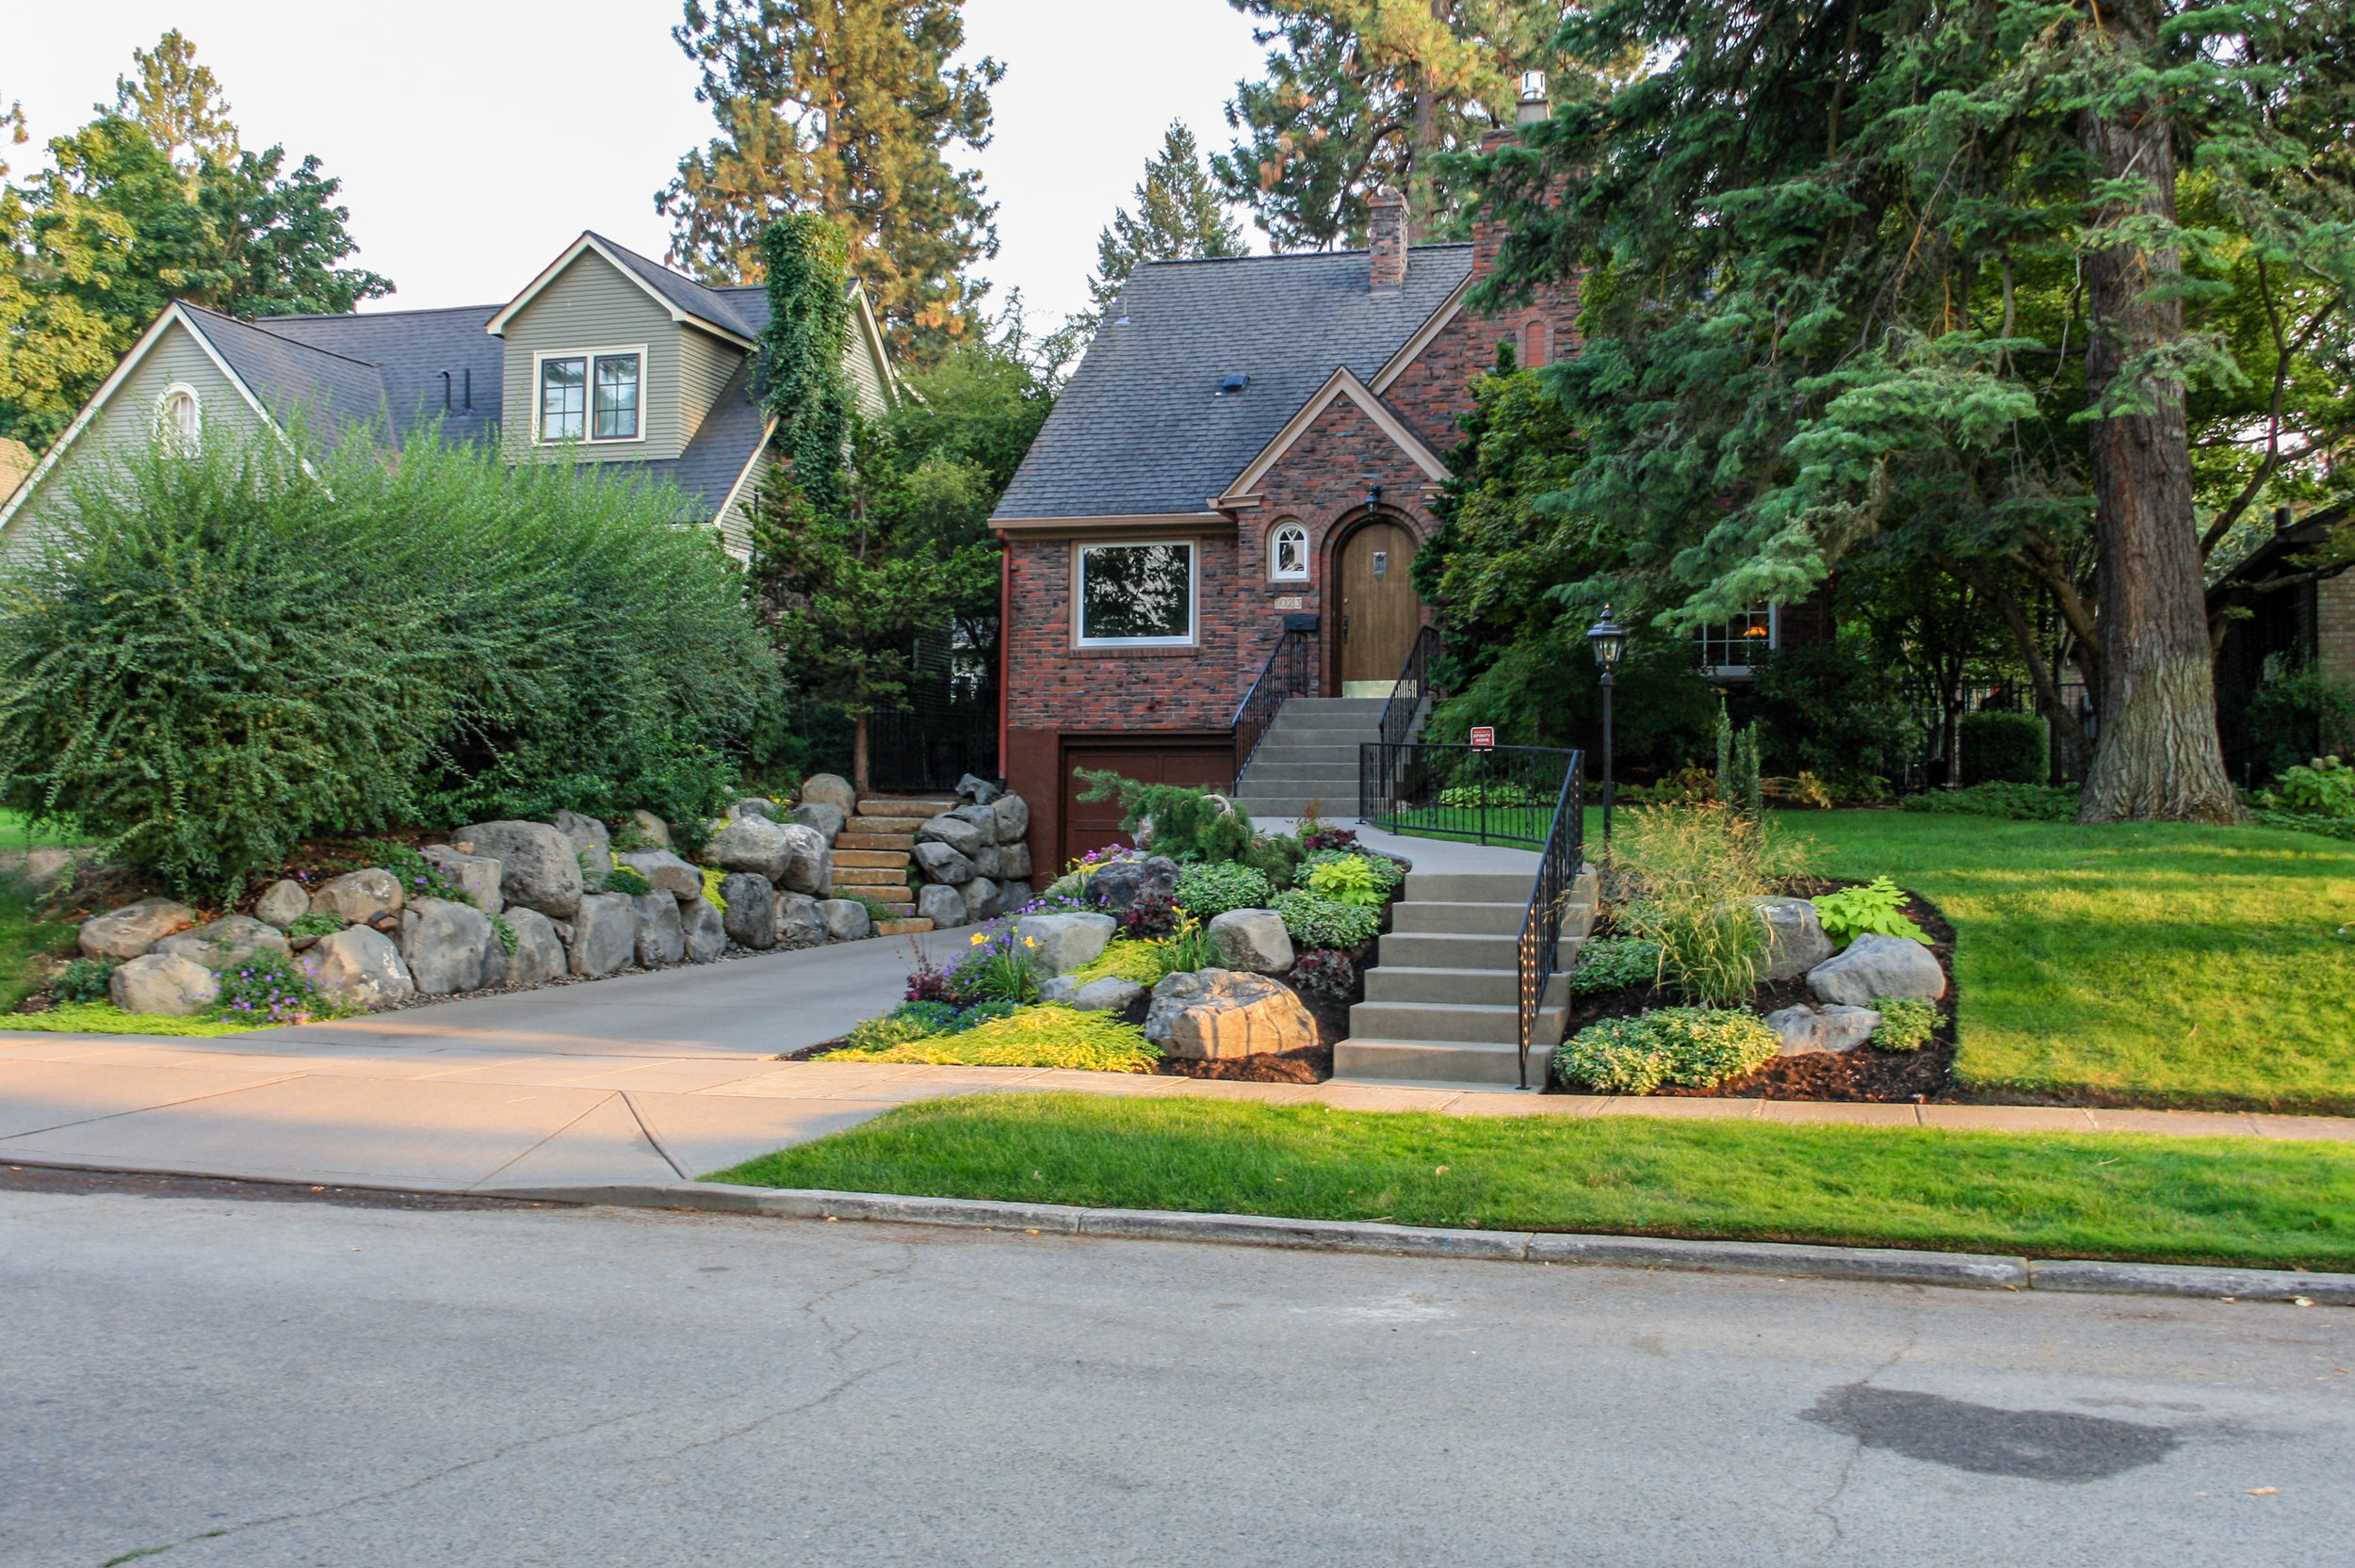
[1468,0,2355,823]
[1084,121,1246,327]
[662,0,1002,366]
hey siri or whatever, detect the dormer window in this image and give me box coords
[536,347,643,443]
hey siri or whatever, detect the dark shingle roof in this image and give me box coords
[588,233,761,340]
[254,303,504,443]
[603,353,769,516]
[181,307,391,444]
[991,246,1472,521]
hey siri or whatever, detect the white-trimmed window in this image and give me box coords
[157,385,202,454]
[535,346,643,443]
[1075,541,1195,646]
[1269,521,1309,581]
[1699,605,1778,674]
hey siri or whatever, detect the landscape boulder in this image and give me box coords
[999,842,1032,881]
[1808,933,1946,1007]
[800,773,857,815]
[703,815,796,883]
[633,891,686,966]
[731,797,784,823]
[918,814,987,860]
[403,898,490,994]
[300,926,416,1010]
[454,821,584,919]
[955,773,1001,804]
[617,849,702,900]
[914,840,978,884]
[819,898,872,942]
[478,924,510,990]
[990,792,1029,845]
[154,915,292,973]
[421,846,505,916]
[775,822,833,897]
[1206,909,1294,976]
[504,908,566,986]
[1144,970,1317,1060]
[775,892,829,948]
[1087,855,1179,914]
[549,809,610,861]
[1764,1003,1882,1056]
[679,895,727,963]
[789,800,846,843]
[961,877,999,922]
[108,952,219,1017]
[567,893,639,978]
[947,802,1001,844]
[309,868,404,925]
[1755,897,1835,981]
[627,810,673,849]
[719,873,775,949]
[253,880,310,930]
[917,883,967,929]
[1012,911,1117,975]
[1039,974,1145,1012]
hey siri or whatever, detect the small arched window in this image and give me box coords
[1522,319,1550,369]
[158,387,202,454]
[1270,520,1309,581]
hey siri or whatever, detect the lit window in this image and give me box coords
[1077,542,1194,645]
[1270,522,1308,581]
[158,387,201,453]
[593,354,640,439]
[540,357,585,441]
[1698,606,1778,673]
[539,348,642,443]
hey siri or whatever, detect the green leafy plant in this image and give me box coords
[1288,948,1356,1005]
[2252,756,2355,819]
[1871,995,1936,1052]
[1570,934,1663,996]
[1271,888,1380,950]
[1069,938,1165,987]
[489,913,518,955]
[1957,712,2049,786]
[829,1004,1159,1072]
[605,864,653,897]
[1437,781,1538,808]
[53,956,117,1004]
[1811,876,1929,946]
[1150,912,1220,977]
[1304,855,1388,907]
[701,866,729,911]
[950,923,1042,1004]
[1553,1007,1779,1094]
[1073,768,1255,863]
[359,840,475,907]
[1609,802,1804,1007]
[1899,783,2080,821]
[852,894,901,926]
[285,912,343,940]
[845,1013,939,1051]
[210,950,332,1026]
[1174,861,1275,919]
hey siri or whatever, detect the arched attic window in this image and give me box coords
[1269,520,1309,580]
[157,386,202,455]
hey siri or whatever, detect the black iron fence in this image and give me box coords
[1375,623,1443,751]
[1233,627,1315,781]
[1518,751,1587,1091]
[866,705,997,794]
[1359,740,1583,849]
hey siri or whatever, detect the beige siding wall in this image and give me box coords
[502,252,688,462]
[843,323,887,417]
[716,445,776,560]
[677,327,743,445]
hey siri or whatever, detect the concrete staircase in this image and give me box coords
[1230,696,1389,818]
[1334,866,1600,1088]
[830,793,958,918]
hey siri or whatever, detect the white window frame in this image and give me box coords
[1268,520,1310,582]
[155,382,203,453]
[1699,604,1778,676]
[531,343,648,445]
[1072,539,1199,648]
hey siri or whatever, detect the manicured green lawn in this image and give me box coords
[709,1093,2355,1270]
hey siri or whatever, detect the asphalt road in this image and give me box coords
[6,1172,2349,1568]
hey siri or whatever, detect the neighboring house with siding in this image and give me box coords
[0,231,900,557]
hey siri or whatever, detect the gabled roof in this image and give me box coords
[485,232,759,346]
[261,302,504,442]
[598,353,772,519]
[177,306,391,441]
[991,245,1472,522]
[1211,365,1450,509]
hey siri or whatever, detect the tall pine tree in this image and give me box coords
[1084,121,1246,327]
[662,0,1002,366]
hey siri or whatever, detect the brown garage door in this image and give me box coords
[1060,741,1236,868]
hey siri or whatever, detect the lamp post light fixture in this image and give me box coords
[1587,607,1628,848]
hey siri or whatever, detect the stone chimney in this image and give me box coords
[1368,186,1407,294]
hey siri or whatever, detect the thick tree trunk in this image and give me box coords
[2072,30,2240,824]
[852,711,871,800]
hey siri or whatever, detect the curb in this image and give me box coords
[471,1181,2355,1303]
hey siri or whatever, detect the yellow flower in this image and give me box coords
[970,933,985,946]
[1023,937,1037,947]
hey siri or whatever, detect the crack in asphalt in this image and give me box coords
[1810,1320,1922,1557]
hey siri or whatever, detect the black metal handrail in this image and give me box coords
[1232,627,1314,783]
[1358,740,1579,849]
[1517,752,1587,1091]
[1375,623,1442,750]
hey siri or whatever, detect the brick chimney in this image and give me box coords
[1368,186,1407,294]
[1471,73,1551,285]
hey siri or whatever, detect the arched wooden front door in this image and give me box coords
[1333,518,1421,695]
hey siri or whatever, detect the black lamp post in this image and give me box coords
[1587,607,1628,848]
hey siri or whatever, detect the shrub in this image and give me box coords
[356,840,479,907]
[1957,711,2049,786]
[210,951,332,1026]
[1289,948,1356,1005]
[1072,769,1255,862]
[1304,853,1393,907]
[53,956,117,1004]
[285,912,343,940]
[488,913,518,955]
[1303,847,1404,896]
[1608,802,1805,1007]
[846,1014,938,1051]
[1120,888,1181,940]
[1570,934,1662,996]
[1175,862,1275,920]
[1553,1007,1778,1094]
[1872,995,1936,1052]
[700,866,730,910]
[0,428,773,899]
[2245,670,2355,776]
[1437,781,1539,808]
[2252,756,2355,818]
[1811,876,1928,946]
[605,864,653,897]
[1899,782,2079,820]
[1069,939,1164,987]
[831,1004,1159,1072]
[1271,888,1380,950]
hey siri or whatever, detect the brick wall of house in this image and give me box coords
[2318,572,2355,686]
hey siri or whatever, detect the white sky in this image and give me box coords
[6,0,1271,331]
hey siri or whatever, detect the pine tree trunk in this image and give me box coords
[2072,20,2240,825]
[852,711,871,800]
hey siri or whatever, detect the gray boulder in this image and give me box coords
[955,773,1001,804]
[574,844,610,895]
[775,892,829,948]
[421,846,505,916]
[549,809,610,861]
[479,923,510,990]
[567,893,639,978]
[800,773,857,815]
[731,797,784,822]
[948,801,1001,844]
[627,809,673,849]
[300,926,416,1010]
[915,840,977,883]
[678,895,727,963]
[991,792,1030,845]
[309,868,403,925]
[618,848,702,900]
[1039,974,1145,1012]
[703,814,795,882]
[1087,854,1179,913]
[719,873,775,949]
[820,898,872,942]
[995,880,1035,916]
[961,877,999,922]
[775,822,832,897]
[998,842,1032,881]
[403,898,490,995]
[109,952,220,1017]
[916,883,967,929]
[455,821,584,920]
[1144,970,1316,1060]
[1765,1003,1882,1056]
[1013,911,1117,975]
[1756,897,1835,981]
[504,907,566,986]
[971,845,1006,880]
[633,891,686,966]
[1207,909,1295,976]
[154,915,292,973]
[253,880,310,930]
[1809,933,1947,1007]
[790,800,846,843]
[918,814,987,860]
